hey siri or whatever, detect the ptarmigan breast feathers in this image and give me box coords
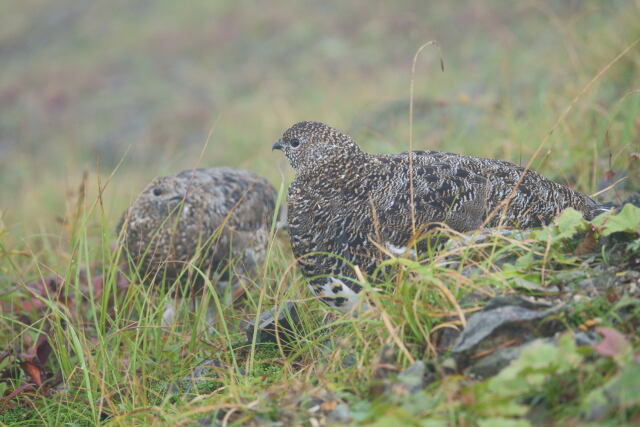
[273,121,610,311]
[118,167,277,290]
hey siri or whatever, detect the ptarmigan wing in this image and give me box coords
[368,154,490,238]
[407,151,596,227]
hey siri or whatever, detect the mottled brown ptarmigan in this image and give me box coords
[118,167,278,296]
[273,121,612,312]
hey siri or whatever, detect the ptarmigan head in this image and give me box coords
[118,175,201,245]
[129,176,190,221]
[273,121,363,173]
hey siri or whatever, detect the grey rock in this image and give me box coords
[574,331,600,347]
[385,361,427,396]
[452,297,566,367]
[303,391,352,424]
[511,277,560,295]
[465,339,552,379]
[464,329,607,381]
[341,353,357,368]
[327,403,352,424]
[574,270,618,297]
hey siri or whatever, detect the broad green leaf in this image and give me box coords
[594,204,640,236]
[530,208,586,243]
[615,362,640,407]
[515,252,535,270]
[553,208,588,239]
[557,333,583,368]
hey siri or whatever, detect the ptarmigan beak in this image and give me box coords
[272,140,283,151]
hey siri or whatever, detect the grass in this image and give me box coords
[1,0,640,425]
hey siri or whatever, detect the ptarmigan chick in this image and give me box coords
[273,121,611,312]
[119,167,278,295]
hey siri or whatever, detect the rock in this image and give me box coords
[575,331,600,347]
[326,403,351,424]
[245,301,301,344]
[511,277,560,295]
[385,361,427,396]
[303,391,352,424]
[464,339,552,379]
[434,325,461,353]
[573,270,618,298]
[464,329,612,380]
[452,296,566,369]
[341,353,357,368]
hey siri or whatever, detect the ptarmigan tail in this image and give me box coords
[589,193,640,218]
[588,201,617,219]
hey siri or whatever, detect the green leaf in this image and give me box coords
[580,360,640,419]
[594,204,640,236]
[615,362,640,407]
[554,208,588,238]
[556,333,583,369]
[514,251,538,271]
[530,208,586,243]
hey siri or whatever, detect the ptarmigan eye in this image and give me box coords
[290,138,300,148]
[153,188,162,196]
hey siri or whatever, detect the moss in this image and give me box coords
[250,344,285,384]
[0,406,40,426]
[0,400,95,427]
[567,296,614,326]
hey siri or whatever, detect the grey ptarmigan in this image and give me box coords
[118,167,278,293]
[273,121,611,312]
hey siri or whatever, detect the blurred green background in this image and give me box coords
[1,0,639,238]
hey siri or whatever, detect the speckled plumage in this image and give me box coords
[273,121,609,311]
[118,167,277,290]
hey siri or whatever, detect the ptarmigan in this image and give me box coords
[273,121,611,312]
[119,167,278,295]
